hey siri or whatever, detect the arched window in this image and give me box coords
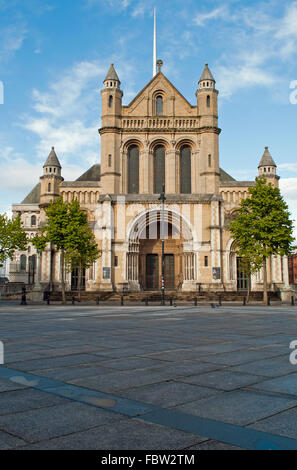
[20,254,26,271]
[128,145,139,194]
[31,215,36,226]
[108,154,112,167]
[109,95,113,107]
[156,95,163,115]
[154,145,165,193]
[48,183,51,192]
[206,95,210,107]
[208,154,212,167]
[180,145,191,194]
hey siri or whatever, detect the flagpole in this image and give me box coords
[153,7,156,76]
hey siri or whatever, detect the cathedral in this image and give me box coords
[10,61,291,299]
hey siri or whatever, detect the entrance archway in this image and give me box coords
[127,209,195,291]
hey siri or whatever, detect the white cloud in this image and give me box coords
[276,1,297,40]
[194,7,225,27]
[20,59,106,166]
[0,25,27,63]
[279,163,297,173]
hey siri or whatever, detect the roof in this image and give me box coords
[104,64,120,83]
[76,164,101,182]
[43,147,61,168]
[125,70,194,109]
[199,63,215,82]
[258,146,276,168]
[219,168,236,182]
[21,183,41,204]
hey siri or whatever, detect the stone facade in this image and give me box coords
[10,62,290,296]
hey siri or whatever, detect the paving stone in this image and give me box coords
[187,439,243,450]
[231,357,297,377]
[177,370,267,391]
[116,381,221,407]
[175,389,297,426]
[248,408,297,439]
[8,353,107,371]
[29,364,114,381]
[99,357,164,371]
[17,418,207,450]
[0,378,29,392]
[70,368,180,392]
[249,373,297,396]
[0,388,68,415]
[0,430,27,450]
[0,402,124,443]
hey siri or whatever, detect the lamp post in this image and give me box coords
[159,184,166,306]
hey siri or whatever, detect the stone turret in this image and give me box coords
[258,146,279,187]
[40,147,63,207]
[100,64,123,194]
[196,64,220,194]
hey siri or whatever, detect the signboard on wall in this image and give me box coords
[212,267,221,280]
[102,267,111,279]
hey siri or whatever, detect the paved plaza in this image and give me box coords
[1,302,297,450]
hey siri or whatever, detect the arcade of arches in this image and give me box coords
[127,144,192,195]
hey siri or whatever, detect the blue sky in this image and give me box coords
[1,0,297,236]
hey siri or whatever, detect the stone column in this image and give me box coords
[166,149,176,194]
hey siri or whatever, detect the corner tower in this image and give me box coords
[40,147,63,208]
[258,146,279,188]
[196,64,220,194]
[99,64,123,194]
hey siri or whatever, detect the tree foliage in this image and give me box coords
[32,197,100,303]
[228,177,295,304]
[0,213,27,266]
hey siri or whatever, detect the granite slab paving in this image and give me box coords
[115,380,221,407]
[1,303,297,449]
[174,389,297,426]
[177,370,267,391]
[16,418,208,450]
[0,402,124,443]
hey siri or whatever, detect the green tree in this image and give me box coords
[0,213,27,267]
[235,251,263,304]
[228,177,295,305]
[64,201,100,301]
[33,198,100,304]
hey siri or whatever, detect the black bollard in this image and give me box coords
[243,296,246,306]
[47,294,50,306]
[170,297,173,306]
[121,295,124,306]
[72,296,75,305]
[20,286,27,305]
[96,296,99,305]
[218,295,222,306]
[145,297,148,306]
[194,297,198,306]
[267,296,270,306]
[291,296,295,306]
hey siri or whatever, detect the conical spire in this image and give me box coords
[258,146,276,168]
[199,63,215,83]
[43,146,61,168]
[104,63,120,84]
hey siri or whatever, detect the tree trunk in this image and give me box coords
[61,249,66,304]
[77,261,82,302]
[263,256,268,305]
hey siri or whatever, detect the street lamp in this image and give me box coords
[159,184,166,306]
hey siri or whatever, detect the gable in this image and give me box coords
[122,72,196,117]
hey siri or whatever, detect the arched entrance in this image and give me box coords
[229,240,250,291]
[127,209,195,291]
